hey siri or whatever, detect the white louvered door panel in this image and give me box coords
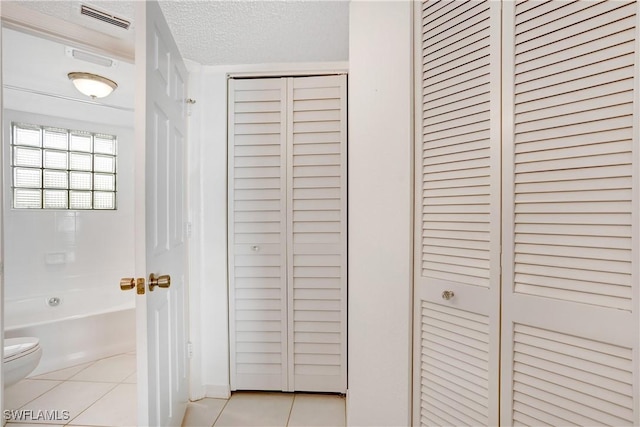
[502,1,639,425]
[287,75,347,393]
[413,1,501,425]
[228,78,288,391]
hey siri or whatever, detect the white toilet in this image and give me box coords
[4,337,42,386]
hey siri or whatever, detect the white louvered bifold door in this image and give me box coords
[413,1,501,425]
[228,78,289,391]
[501,1,640,425]
[287,75,347,392]
[229,76,347,393]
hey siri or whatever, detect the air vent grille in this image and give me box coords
[80,5,130,30]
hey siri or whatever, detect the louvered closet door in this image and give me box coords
[287,75,347,392]
[229,76,347,393]
[228,78,288,391]
[501,1,639,425]
[413,1,501,425]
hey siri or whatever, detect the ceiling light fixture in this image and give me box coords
[67,72,118,99]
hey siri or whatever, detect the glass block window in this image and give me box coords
[11,123,117,210]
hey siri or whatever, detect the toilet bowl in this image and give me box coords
[4,337,42,386]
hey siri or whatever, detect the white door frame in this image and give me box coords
[0,2,5,421]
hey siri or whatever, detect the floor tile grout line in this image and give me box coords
[63,352,136,384]
[63,380,121,426]
[209,395,232,427]
[197,392,347,427]
[13,379,66,412]
[44,379,132,385]
[64,353,136,426]
[67,359,99,380]
[29,360,95,382]
[285,393,296,427]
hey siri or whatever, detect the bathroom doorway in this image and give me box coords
[1,22,137,425]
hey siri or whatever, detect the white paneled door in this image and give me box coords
[135,1,189,426]
[415,1,640,426]
[228,75,347,393]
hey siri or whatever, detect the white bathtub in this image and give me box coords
[4,288,136,376]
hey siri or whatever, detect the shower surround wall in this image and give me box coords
[3,109,136,372]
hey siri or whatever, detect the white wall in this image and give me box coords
[187,63,231,398]
[347,1,413,425]
[3,109,135,312]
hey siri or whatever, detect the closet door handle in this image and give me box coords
[441,290,455,301]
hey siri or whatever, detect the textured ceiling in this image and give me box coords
[10,0,349,66]
[160,1,349,65]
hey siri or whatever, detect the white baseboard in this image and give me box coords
[189,384,206,402]
[204,384,231,399]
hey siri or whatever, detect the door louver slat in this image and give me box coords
[421,0,494,289]
[511,0,635,310]
[513,325,633,426]
[420,302,490,426]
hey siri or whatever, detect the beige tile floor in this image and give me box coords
[4,353,137,426]
[5,354,346,427]
[182,392,346,427]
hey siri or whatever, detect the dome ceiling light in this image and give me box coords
[67,72,118,99]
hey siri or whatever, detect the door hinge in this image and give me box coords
[186,221,192,239]
[186,98,196,116]
[187,341,193,359]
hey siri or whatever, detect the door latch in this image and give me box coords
[119,277,146,295]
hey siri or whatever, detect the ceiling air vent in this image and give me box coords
[80,4,131,30]
[65,46,118,68]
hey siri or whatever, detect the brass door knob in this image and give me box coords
[149,273,171,292]
[120,278,135,291]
